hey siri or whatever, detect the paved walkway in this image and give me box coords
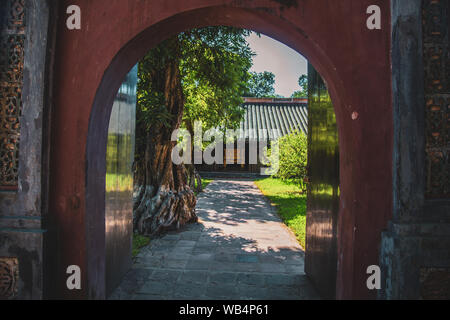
[110,179,320,300]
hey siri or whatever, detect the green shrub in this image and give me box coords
[267,130,308,191]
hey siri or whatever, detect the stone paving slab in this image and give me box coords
[109,179,320,300]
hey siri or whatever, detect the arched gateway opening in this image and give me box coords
[49,1,392,300]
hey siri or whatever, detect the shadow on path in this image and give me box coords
[109,179,320,300]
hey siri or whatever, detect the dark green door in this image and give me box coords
[105,66,137,296]
[305,64,340,299]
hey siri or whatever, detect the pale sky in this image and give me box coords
[246,32,307,98]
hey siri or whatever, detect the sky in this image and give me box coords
[246,32,307,98]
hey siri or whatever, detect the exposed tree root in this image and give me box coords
[133,184,196,236]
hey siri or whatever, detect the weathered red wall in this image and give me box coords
[50,0,392,299]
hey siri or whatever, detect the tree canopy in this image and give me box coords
[243,71,277,98]
[180,27,254,134]
[291,74,308,98]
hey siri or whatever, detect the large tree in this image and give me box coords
[181,28,253,192]
[243,71,276,98]
[133,27,253,236]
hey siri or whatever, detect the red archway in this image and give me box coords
[49,0,392,299]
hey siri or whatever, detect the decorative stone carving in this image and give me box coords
[0,0,25,189]
[423,0,449,198]
[0,257,19,299]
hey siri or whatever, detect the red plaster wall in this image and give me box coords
[50,0,392,299]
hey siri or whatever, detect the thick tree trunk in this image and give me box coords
[185,123,203,193]
[133,38,197,236]
[186,163,202,193]
[194,168,202,193]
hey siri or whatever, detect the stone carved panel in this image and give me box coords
[423,0,449,198]
[423,0,448,44]
[5,0,26,34]
[0,257,19,299]
[424,45,447,93]
[0,0,25,189]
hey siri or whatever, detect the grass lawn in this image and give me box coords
[254,177,307,248]
[194,178,213,196]
[132,178,213,258]
[132,234,150,258]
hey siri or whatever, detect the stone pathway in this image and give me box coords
[109,179,320,300]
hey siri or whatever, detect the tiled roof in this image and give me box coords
[238,98,308,141]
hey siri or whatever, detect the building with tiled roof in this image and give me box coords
[198,97,308,173]
[239,97,308,141]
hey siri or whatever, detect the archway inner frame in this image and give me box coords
[49,1,393,300]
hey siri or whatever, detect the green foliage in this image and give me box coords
[194,178,213,196]
[290,90,304,98]
[298,74,308,93]
[137,38,180,131]
[255,177,306,248]
[181,27,254,135]
[268,130,308,191]
[135,37,182,166]
[132,234,150,258]
[291,74,308,98]
[137,27,255,161]
[243,71,276,98]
